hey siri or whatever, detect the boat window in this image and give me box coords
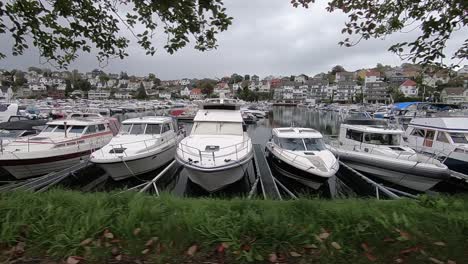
[279,138,306,151]
[410,128,425,137]
[55,125,66,133]
[69,126,86,134]
[43,125,57,132]
[363,133,400,145]
[272,135,280,145]
[436,132,450,143]
[162,123,171,133]
[21,130,37,137]
[145,124,162,134]
[346,129,363,142]
[304,138,326,151]
[130,123,146,135]
[120,124,132,134]
[97,124,106,132]
[449,133,468,144]
[425,130,435,140]
[219,122,243,135]
[85,125,96,134]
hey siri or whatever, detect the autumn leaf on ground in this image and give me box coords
[331,242,341,250]
[304,244,318,249]
[428,257,444,264]
[399,246,420,255]
[141,248,150,255]
[319,231,330,240]
[361,242,371,252]
[364,252,377,262]
[79,238,93,246]
[103,229,114,239]
[133,228,141,236]
[433,241,446,246]
[186,244,198,256]
[290,251,301,257]
[268,253,278,263]
[216,243,228,253]
[395,229,411,241]
[66,256,83,264]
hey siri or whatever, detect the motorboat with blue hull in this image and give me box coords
[90,117,184,181]
[330,119,450,192]
[405,117,468,175]
[176,99,254,192]
[266,127,339,189]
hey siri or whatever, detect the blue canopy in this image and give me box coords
[392,102,420,110]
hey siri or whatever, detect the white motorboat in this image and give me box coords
[90,116,184,181]
[175,99,254,192]
[405,117,468,174]
[0,103,19,123]
[0,117,118,179]
[330,119,450,191]
[266,127,339,189]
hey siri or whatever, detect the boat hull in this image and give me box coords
[184,161,251,192]
[267,151,332,190]
[333,149,450,191]
[94,145,176,181]
[444,157,468,175]
[2,151,91,179]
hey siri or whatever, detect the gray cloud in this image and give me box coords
[0,0,466,79]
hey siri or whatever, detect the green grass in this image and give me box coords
[0,190,467,263]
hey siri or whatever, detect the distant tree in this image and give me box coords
[148,73,156,80]
[99,74,110,84]
[75,79,91,92]
[292,0,467,68]
[290,75,295,81]
[42,68,52,77]
[120,72,129,80]
[0,1,232,68]
[244,74,250,81]
[27,67,42,74]
[13,71,27,87]
[153,78,161,86]
[229,73,243,84]
[136,83,148,100]
[109,88,116,99]
[236,87,242,95]
[331,65,346,75]
[356,76,364,86]
[65,79,73,97]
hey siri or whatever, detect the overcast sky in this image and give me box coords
[0,0,466,79]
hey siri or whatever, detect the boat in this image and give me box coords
[0,119,47,147]
[330,119,450,191]
[405,117,468,174]
[175,99,254,192]
[90,117,184,181]
[0,117,119,179]
[0,103,19,123]
[265,127,339,189]
[242,112,258,124]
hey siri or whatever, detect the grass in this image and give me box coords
[0,190,467,263]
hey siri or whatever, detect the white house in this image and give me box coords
[423,74,450,88]
[56,83,67,91]
[282,86,294,100]
[399,79,418,97]
[179,78,190,85]
[294,74,307,84]
[114,92,133,99]
[107,79,118,87]
[190,88,204,100]
[259,81,271,93]
[88,90,110,100]
[159,92,171,100]
[364,70,383,84]
[29,83,47,91]
[127,81,141,91]
[180,87,191,97]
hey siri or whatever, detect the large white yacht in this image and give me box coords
[266,127,339,189]
[90,117,184,181]
[405,117,468,174]
[175,99,254,192]
[330,119,450,191]
[0,117,118,179]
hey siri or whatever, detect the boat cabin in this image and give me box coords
[406,118,468,151]
[339,119,403,147]
[271,128,326,152]
[191,110,245,136]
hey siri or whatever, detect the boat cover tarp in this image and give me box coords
[0,120,47,130]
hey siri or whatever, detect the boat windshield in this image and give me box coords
[279,137,326,151]
[363,133,401,145]
[145,124,162,134]
[191,122,242,136]
[43,125,57,132]
[449,133,468,144]
[69,125,86,134]
[120,124,132,134]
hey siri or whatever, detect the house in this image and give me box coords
[88,90,110,100]
[258,80,271,93]
[159,92,171,100]
[28,83,47,91]
[71,90,84,97]
[190,88,204,100]
[365,82,389,103]
[107,79,118,88]
[251,75,260,82]
[179,78,190,85]
[457,65,468,76]
[385,70,409,86]
[364,70,383,84]
[270,79,282,88]
[114,92,133,99]
[294,74,308,84]
[335,71,354,82]
[399,80,418,97]
[440,87,468,104]
[180,87,191,97]
[423,73,450,88]
[127,81,141,91]
[56,83,67,91]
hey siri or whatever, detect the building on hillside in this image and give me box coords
[385,70,409,86]
[423,73,450,88]
[334,81,359,103]
[399,80,418,97]
[251,75,260,83]
[294,74,308,84]
[190,88,204,100]
[440,87,468,104]
[457,65,468,76]
[159,92,171,100]
[364,70,383,83]
[335,71,354,82]
[114,92,133,99]
[28,83,47,91]
[365,82,389,104]
[258,80,271,93]
[0,86,14,101]
[180,87,191,97]
[88,90,110,100]
[306,78,328,103]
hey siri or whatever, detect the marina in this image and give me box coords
[1,100,467,199]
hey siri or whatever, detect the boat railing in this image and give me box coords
[177,139,251,166]
[98,133,178,158]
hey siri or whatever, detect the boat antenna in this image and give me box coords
[64,121,68,138]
